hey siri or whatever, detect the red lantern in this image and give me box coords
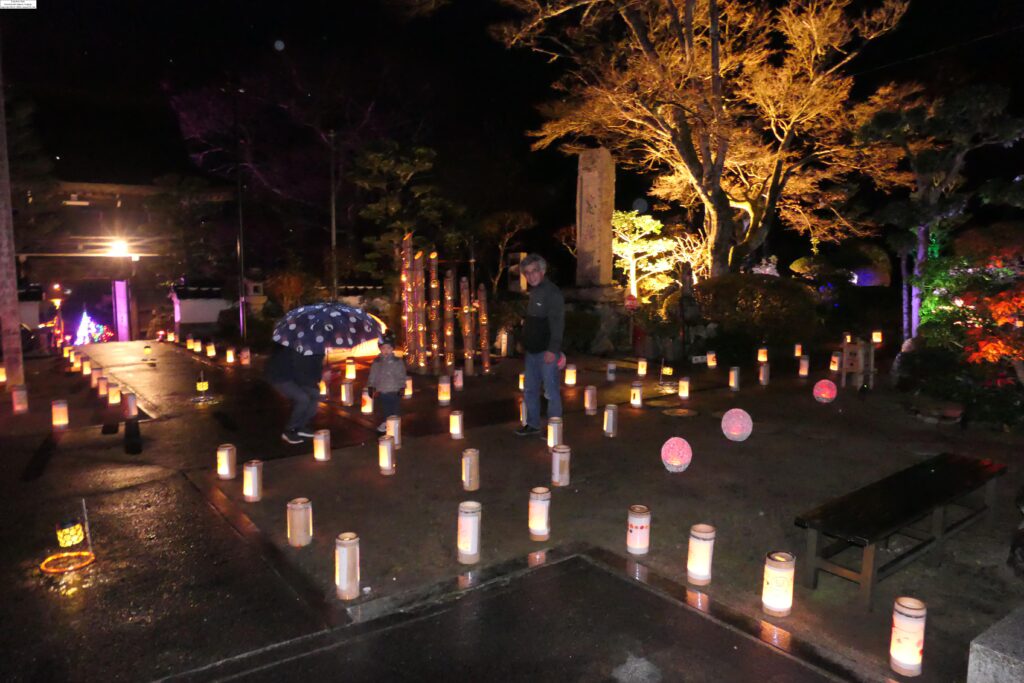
[721,408,753,442]
[813,379,838,403]
[661,437,693,473]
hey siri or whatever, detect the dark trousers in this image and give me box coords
[272,380,320,431]
[377,391,401,422]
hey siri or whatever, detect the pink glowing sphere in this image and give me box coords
[661,437,693,473]
[721,408,753,442]
[813,379,838,403]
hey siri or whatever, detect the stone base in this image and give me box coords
[968,605,1024,682]
[563,285,621,304]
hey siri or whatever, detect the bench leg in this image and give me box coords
[859,543,878,611]
[803,529,819,589]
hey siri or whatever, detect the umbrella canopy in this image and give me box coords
[272,303,383,356]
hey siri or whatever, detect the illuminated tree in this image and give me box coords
[611,210,674,299]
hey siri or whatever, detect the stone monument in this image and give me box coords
[574,148,616,298]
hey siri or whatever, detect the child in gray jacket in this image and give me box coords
[367,331,407,432]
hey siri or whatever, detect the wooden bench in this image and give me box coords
[795,453,1006,610]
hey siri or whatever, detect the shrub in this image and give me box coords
[695,274,819,344]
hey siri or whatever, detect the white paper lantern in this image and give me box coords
[829,351,841,373]
[798,355,810,378]
[721,408,753,442]
[793,343,803,358]
[335,532,360,600]
[461,448,480,491]
[457,501,482,564]
[528,487,551,541]
[313,430,331,461]
[450,410,465,439]
[890,597,926,677]
[584,385,597,415]
[360,389,373,415]
[240,347,252,366]
[123,392,138,419]
[519,399,527,426]
[551,444,571,487]
[453,368,464,391]
[660,437,692,473]
[637,358,647,378]
[603,404,618,437]
[378,435,395,475]
[759,363,770,386]
[11,385,28,415]
[107,383,121,406]
[606,362,616,382]
[345,359,356,380]
[340,381,354,406]
[564,364,577,386]
[386,415,402,449]
[630,381,643,408]
[225,347,236,364]
[728,367,740,391]
[686,524,715,586]
[762,551,795,617]
[546,417,563,450]
[757,347,768,363]
[626,504,651,555]
[518,372,525,391]
[242,460,263,502]
[678,377,690,400]
[217,443,237,480]
[438,376,451,406]
[51,400,69,429]
[404,376,413,398]
[706,351,717,369]
[287,497,313,547]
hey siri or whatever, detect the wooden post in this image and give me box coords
[429,251,441,373]
[443,269,456,372]
[460,276,475,376]
[477,284,491,375]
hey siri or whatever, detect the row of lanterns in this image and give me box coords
[169,332,251,367]
[39,349,141,428]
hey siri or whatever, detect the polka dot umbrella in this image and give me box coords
[272,303,383,356]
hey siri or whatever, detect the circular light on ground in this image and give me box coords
[661,437,693,473]
[40,551,96,574]
[721,408,753,442]
[813,379,837,403]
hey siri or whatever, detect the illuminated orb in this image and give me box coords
[813,379,838,404]
[661,437,693,473]
[721,408,753,442]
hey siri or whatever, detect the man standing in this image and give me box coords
[265,342,327,444]
[516,254,564,437]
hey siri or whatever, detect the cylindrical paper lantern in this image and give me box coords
[167,331,176,343]
[11,385,28,415]
[606,362,616,382]
[287,498,313,547]
[438,376,451,406]
[386,415,402,449]
[313,430,331,461]
[519,399,527,426]
[360,389,373,415]
[626,504,651,555]
[637,358,647,378]
[728,367,740,391]
[603,404,618,437]
[873,330,883,344]
[678,377,690,400]
[90,369,102,389]
[660,437,692,473]
[721,408,753,442]
[798,356,810,378]
[584,385,597,415]
[453,368,464,391]
[242,460,262,502]
[319,380,327,397]
[518,372,525,391]
[687,524,715,586]
[551,444,571,487]
[71,356,82,372]
[240,347,251,366]
[108,383,122,406]
[630,381,643,408]
[404,376,413,398]
[0,366,5,384]
[51,400,69,429]
[378,436,395,475]
[457,501,482,564]
[829,351,840,373]
[813,379,837,403]
[345,359,356,380]
[63,346,71,359]
[706,351,717,369]
[335,532,360,600]
[461,448,480,491]
[225,347,236,364]
[794,343,803,358]
[81,359,92,376]
[340,381,354,406]
[206,342,216,358]
[546,417,563,450]
[762,551,796,617]
[890,597,926,677]
[757,347,768,363]
[217,443,237,480]
[759,363,770,386]
[450,410,464,439]
[97,376,109,397]
[123,392,138,419]
[564,364,577,386]
[143,345,153,360]
[528,487,551,541]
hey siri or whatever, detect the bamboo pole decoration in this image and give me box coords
[429,251,442,373]
[443,269,456,372]
[477,284,491,375]
[401,233,415,364]
[460,276,475,376]
[413,250,427,370]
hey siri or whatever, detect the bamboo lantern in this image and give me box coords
[97,376,109,397]
[319,380,328,397]
[457,501,482,565]
[438,375,451,406]
[167,331,176,343]
[813,379,837,403]
[11,385,28,415]
[721,408,753,442]
[90,369,101,389]
[108,383,122,406]
[630,381,643,408]
[81,359,92,376]
[728,367,740,391]
[546,417,563,450]
[345,359,356,381]
[890,597,926,677]
[51,400,69,430]
[123,392,138,419]
[386,415,402,449]
[360,389,373,415]
[453,368,464,391]
[873,330,883,344]
[340,381,354,406]
[240,347,251,366]
[413,251,427,369]
[793,343,802,358]
[461,448,480,491]
[759,363,770,386]
[225,347,236,364]
[603,404,618,437]
[443,269,456,370]
[606,362,616,382]
[404,377,413,399]
[216,443,237,479]
[518,373,525,391]
[626,505,651,555]
[758,347,768,363]
[798,356,810,378]
[528,487,551,541]
[706,351,717,369]
[450,410,464,439]
[335,533,360,601]
[519,399,527,426]
[686,524,716,586]
[551,444,571,487]
[429,252,441,373]
[313,430,331,461]
[477,283,491,374]
[243,460,263,502]
[829,352,841,372]
[584,385,598,415]
[637,358,647,378]
[286,498,313,547]
[762,551,796,617]
[378,436,395,475]
[564,364,577,387]
[460,276,475,376]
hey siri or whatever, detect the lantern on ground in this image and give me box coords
[661,437,692,473]
[678,377,690,400]
[217,443,237,480]
[97,376,109,397]
[167,331,176,343]
[829,352,841,373]
[63,346,71,359]
[438,376,451,406]
[123,393,138,419]
[90,369,101,389]
[345,359,356,380]
[564,364,577,386]
[584,385,597,415]
[813,379,837,404]
[186,337,194,351]
[706,351,717,369]
[360,389,373,415]
[242,460,263,502]
[546,417,563,449]
[51,400,69,430]
[873,330,883,345]
[630,381,643,408]
[143,345,153,362]
[529,487,551,541]
[798,356,810,378]
[313,430,331,461]
[195,371,209,394]
[56,518,85,548]
[335,532,360,600]
[319,380,327,397]
[450,410,464,439]
[843,332,853,344]
[226,347,236,364]
[793,343,802,358]
[551,444,571,487]
[12,385,28,414]
[108,383,122,406]
[81,359,92,376]
[759,363,770,386]
[378,436,395,475]
[404,377,413,398]
[519,399,527,427]
[454,368,464,391]
[286,498,313,547]
[518,372,525,391]
[462,448,480,491]
[603,404,618,437]
[762,551,795,617]
[890,597,926,677]
[637,358,647,378]
[626,505,651,555]
[457,501,482,565]
[606,362,616,382]
[687,524,715,586]
[721,408,753,442]
[71,356,82,372]
[240,348,251,366]
[340,381,354,406]
[0,366,7,383]
[758,347,768,363]
[728,367,740,391]
[386,415,402,449]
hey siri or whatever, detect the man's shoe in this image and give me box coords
[296,428,317,438]
[281,430,304,444]
[514,425,540,437]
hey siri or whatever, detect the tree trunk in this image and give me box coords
[911,224,928,337]
[900,251,911,344]
[707,204,733,277]
[0,36,25,388]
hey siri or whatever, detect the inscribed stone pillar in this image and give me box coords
[575,148,615,288]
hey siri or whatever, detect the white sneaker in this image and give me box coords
[377,422,388,433]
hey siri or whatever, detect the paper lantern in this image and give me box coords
[51,400,69,429]
[335,532,360,600]
[438,376,451,405]
[759,363,770,386]
[793,343,802,358]
[528,487,551,541]
[637,358,647,378]
[660,437,692,473]
[630,381,643,408]
[798,356,810,378]
[762,551,795,617]
[757,347,768,363]
[340,381,354,406]
[687,524,715,586]
[890,597,926,677]
[185,337,194,351]
[56,519,85,548]
[345,359,356,380]
[404,377,413,398]
[378,436,395,475]
[461,448,480,491]
[626,504,651,555]
[678,377,690,400]
[813,379,837,403]
[606,362,616,382]
[11,385,28,415]
[313,430,331,461]
[728,367,740,391]
[584,385,597,415]
[97,376,109,397]
[123,392,138,419]
[360,389,373,415]
[143,345,153,361]
[0,366,5,384]
[71,356,82,372]
[217,443,237,480]
[706,351,717,369]
[62,346,71,359]
[519,399,527,426]
[167,331,176,343]
[386,415,402,449]
[457,501,482,564]
[286,498,313,547]
[450,410,464,439]
[872,330,883,344]
[721,408,753,442]
[843,332,853,344]
[90,369,101,389]
[225,347,236,364]
[829,352,840,373]
[68,349,77,364]
[518,372,525,391]
[603,404,618,437]
[454,368,464,391]
[81,359,92,376]
[498,329,510,356]
[240,347,251,366]
[551,444,571,487]
[546,417,563,449]
[564,364,577,386]
[319,380,328,397]
[242,460,262,502]
[108,384,122,406]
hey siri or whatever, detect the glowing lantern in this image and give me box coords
[90,369,101,389]
[404,377,413,398]
[216,443,237,480]
[143,345,153,361]
[345,359,356,380]
[450,410,465,439]
[551,444,571,487]
[564,364,577,386]
[0,366,5,383]
[678,377,690,400]
[518,372,525,391]
[630,381,643,408]
[890,597,926,677]
[606,362,616,382]
[167,331,176,343]
[813,379,837,404]
[97,376,109,397]
[57,519,85,548]
[319,380,327,397]
[686,524,715,586]
[193,340,202,354]
[196,371,209,394]
[360,389,373,415]
[843,332,853,344]
[660,366,673,382]
[626,505,651,555]
[603,404,618,437]
[378,436,396,475]
[728,367,740,391]
[584,385,597,415]
[313,430,331,461]
[762,551,795,617]
[793,343,802,358]
[759,363,770,386]
[758,347,768,363]
[528,487,551,541]
[637,358,647,377]
[799,356,810,378]
[454,368,464,391]
[206,343,216,358]
[51,400,69,430]
[242,460,262,502]
[461,448,480,491]
[706,351,717,369]
[225,347,236,364]
[186,337,194,351]
[107,384,122,406]
[240,348,251,366]
[71,356,82,373]
[721,408,753,442]
[660,437,692,473]
[438,376,451,406]
[286,498,313,547]
[457,501,482,564]
[546,417,563,449]
[335,532,360,600]
[62,346,71,359]
[829,352,840,373]
[872,330,883,344]
[123,393,138,419]
[386,415,402,449]
[81,359,92,376]
[12,385,28,414]
[340,381,354,406]
[519,399,527,426]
